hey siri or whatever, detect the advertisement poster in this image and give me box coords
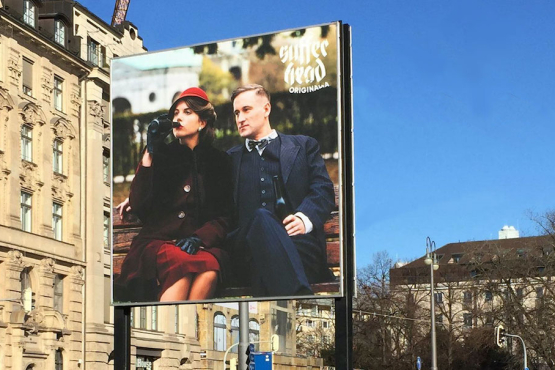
[111,22,345,305]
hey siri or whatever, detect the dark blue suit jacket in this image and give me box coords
[227,132,335,255]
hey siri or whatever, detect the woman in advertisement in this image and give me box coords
[114,87,234,302]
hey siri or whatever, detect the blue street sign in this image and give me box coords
[416,356,422,370]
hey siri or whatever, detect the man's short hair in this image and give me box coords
[231,84,271,104]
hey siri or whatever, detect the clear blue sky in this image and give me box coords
[86,0,555,267]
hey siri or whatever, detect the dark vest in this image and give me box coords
[238,138,281,227]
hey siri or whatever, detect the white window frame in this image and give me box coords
[23,0,35,28]
[53,139,63,173]
[103,212,110,251]
[54,20,65,45]
[213,313,227,351]
[21,191,32,232]
[52,202,63,240]
[21,125,33,162]
[54,76,64,111]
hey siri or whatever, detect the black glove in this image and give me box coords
[176,236,203,255]
[146,114,173,155]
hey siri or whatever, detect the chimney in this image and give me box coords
[498,225,519,239]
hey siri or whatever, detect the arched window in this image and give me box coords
[213,312,226,351]
[55,349,63,370]
[20,268,34,311]
[230,315,239,353]
[249,319,260,351]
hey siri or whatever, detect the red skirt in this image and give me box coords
[157,243,220,295]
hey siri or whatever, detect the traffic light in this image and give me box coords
[245,343,255,370]
[495,325,506,347]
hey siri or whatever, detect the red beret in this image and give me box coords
[169,87,209,118]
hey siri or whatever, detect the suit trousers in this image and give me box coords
[236,208,326,296]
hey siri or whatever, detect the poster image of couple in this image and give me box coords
[111,22,345,305]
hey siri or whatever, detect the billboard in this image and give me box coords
[111,22,350,305]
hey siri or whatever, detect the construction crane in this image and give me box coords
[111,0,130,27]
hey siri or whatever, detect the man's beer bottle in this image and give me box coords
[273,175,292,220]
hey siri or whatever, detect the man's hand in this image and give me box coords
[283,215,306,236]
[116,197,132,217]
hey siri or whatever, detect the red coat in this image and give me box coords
[114,141,234,302]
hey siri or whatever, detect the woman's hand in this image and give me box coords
[116,197,132,217]
[176,236,203,255]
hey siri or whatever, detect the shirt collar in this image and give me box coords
[245,129,278,154]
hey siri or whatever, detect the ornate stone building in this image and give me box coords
[0,0,146,368]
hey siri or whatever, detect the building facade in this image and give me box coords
[0,1,326,369]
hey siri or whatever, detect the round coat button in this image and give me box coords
[184,185,191,192]
[178,211,186,219]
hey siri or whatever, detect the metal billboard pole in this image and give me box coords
[335,22,354,370]
[114,306,131,370]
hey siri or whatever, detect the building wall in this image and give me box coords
[0,1,88,367]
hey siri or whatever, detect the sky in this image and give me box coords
[84,0,555,268]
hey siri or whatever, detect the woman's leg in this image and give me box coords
[188,271,218,300]
[160,274,193,302]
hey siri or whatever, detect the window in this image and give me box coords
[55,349,63,370]
[53,139,63,173]
[103,151,110,183]
[139,306,146,329]
[536,287,544,299]
[52,203,62,240]
[103,212,110,251]
[311,305,318,316]
[22,58,34,96]
[249,319,260,351]
[54,76,63,111]
[434,292,443,304]
[21,268,35,311]
[463,313,473,328]
[54,274,63,312]
[130,309,134,326]
[322,321,329,329]
[516,287,524,300]
[21,125,33,161]
[23,0,35,28]
[436,314,443,324]
[21,191,32,232]
[151,306,157,331]
[213,313,226,351]
[485,313,494,326]
[54,20,65,45]
[485,291,493,302]
[231,316,239,353]
[463,291,472,304]
[87,38,105,67]
[452,253,464,263]
[305,319,315,328]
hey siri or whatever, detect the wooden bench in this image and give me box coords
[112,189,341,298]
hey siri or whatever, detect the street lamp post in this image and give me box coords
[424,237,439,370]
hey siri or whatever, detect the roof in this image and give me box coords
[390,235,554,286]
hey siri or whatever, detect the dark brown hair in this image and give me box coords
[230,84,271,104]
[171,96,216,145]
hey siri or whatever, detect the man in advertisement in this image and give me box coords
[228,84,335,296]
